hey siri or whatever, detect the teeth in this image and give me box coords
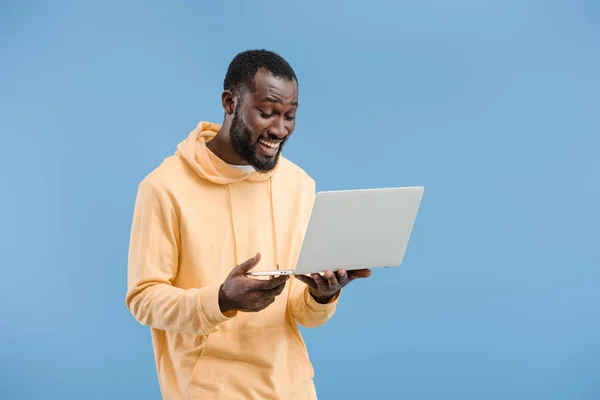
[259,139,280,149]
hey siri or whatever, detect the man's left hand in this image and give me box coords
[294,269,371,304]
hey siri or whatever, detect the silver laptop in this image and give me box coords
[248,186,424,276]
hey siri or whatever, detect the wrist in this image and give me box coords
[218,285,234,314]
[310,290,335,304]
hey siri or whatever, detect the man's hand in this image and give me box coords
[219,253,290,313]
[294,269,371,304]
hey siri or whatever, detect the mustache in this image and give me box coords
[259,133,286,143]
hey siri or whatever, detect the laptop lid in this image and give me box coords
[293,186,424,275]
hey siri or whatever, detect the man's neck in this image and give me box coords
[207,128,248,166]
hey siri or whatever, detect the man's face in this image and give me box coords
[229,69,298,173]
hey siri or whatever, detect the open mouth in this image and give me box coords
[257,138,282,157]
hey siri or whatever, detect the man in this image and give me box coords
[125,49,370,399]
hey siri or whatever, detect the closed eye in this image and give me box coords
[259,110,273,118]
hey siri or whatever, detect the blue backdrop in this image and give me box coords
[1,1,599,399]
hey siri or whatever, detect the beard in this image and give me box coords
[229,107,284,173]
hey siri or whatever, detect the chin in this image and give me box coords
[250,152,281,173]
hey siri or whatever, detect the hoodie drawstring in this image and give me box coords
[227,184,239,265]
[268,177,280,271]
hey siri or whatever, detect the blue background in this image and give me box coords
[1,1,599,399]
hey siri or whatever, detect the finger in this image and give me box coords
[336,269,349,286]
[311,272,328,287]
[258,290,281,308]
[294,274,318,291]
[348,269,372,281]
[252,304,269,312]
[323,270,339,288]
[255,274,290,290]
[262,281,288,298]
[252,298,276,312]
[233,253,261,275]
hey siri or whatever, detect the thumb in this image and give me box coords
[233,253,261,275]
[294,274,318,291]
[348,268,371,280]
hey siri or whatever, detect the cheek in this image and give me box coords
[285,122,296,136]
[245,116,269,137]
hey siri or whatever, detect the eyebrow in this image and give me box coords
[263,96,298,106]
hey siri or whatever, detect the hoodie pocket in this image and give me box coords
[188,326,314,399]
[187,334,223,399]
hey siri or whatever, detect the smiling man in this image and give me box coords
[125,49,370,399]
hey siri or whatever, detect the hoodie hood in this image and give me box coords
[176,121,278,185]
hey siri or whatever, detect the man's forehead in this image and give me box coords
[250,70,298,104]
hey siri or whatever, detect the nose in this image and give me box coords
[269,117,287,139]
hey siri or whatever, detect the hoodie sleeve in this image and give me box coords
[288,274,340,328]
[125,178,236,335]
[286,175,340,328]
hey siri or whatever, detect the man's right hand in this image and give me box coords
[218,253,289,314]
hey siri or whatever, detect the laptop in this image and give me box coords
[248,186,424,276]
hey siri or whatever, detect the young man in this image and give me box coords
[125,49,370,399]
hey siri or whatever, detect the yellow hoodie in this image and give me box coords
[126,121,340,399]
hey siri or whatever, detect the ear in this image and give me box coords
[221,90,235,115]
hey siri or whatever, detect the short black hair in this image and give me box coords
[223,49,298,96]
